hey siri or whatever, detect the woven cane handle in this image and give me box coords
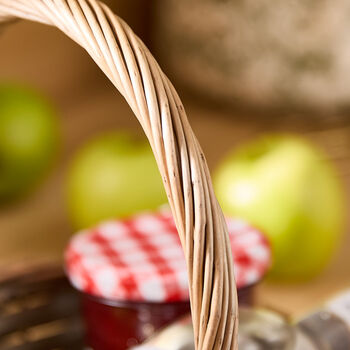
[0,1,238,349]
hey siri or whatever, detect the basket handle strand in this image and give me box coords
[0,1,238,349]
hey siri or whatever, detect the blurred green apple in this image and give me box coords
[0,83,59,201]
[67,132,167,229]
[214,135,345,280]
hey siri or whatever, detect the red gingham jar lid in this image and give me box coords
[65,210,271,303]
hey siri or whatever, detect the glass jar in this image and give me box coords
[132,308,296,350]
[81,284,257,350]
[133,290,350,350]
[65,211,271,350]
[82,294,190,350]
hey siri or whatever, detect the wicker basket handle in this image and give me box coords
[0,1,238,349]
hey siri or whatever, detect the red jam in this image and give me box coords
[81,287,254,350]
[82,294,191,350]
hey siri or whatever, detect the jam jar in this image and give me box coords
[82,295,190,350]
[65,210,270,350]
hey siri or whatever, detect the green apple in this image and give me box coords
[214,135,345,280]
[0,83,59,201]
[66,132,167,229]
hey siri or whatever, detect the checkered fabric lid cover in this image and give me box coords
[65,210,271,302]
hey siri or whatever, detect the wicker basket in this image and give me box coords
[0,264,84,350]
[0,2,239,350]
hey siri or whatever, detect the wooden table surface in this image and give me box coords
[0,20,350,319]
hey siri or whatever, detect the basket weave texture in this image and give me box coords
[0,1,238,349]
[0,265,84,350]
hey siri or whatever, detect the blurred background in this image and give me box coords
[0,0,350,319]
